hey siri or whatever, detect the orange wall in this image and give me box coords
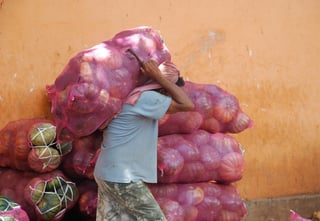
[1,0,319,200]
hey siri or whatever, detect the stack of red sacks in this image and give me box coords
[44,26,252,220]
[61,81,252,221]
[0,196,29,221]
[2,26,253,220]
[0,118,79,221]
[148,81,252,221]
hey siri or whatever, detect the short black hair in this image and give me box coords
[175,76,185,87]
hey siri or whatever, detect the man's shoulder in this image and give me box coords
[136,90,170,108]
[141,90,160,96]
[139,90,164,101]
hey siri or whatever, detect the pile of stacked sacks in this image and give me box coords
[60,80,253,221]
[0,26,252,221]
[149,80,252,221]
[0,118,78,221]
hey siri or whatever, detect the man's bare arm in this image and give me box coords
[140,60,194,114]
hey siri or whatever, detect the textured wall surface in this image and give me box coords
[0,0,319,200]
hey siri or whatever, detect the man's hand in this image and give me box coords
[140,60,162,80]
[140,60,194,114]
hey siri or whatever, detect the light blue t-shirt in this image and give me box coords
[94,90,172,183]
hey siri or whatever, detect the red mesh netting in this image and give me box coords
[149,182,247,221]
[59,181,247,221]
[0,168,78,221]
[157,130,245,184]
[61,131,102,180]
[46,26,174,142]
[159,81,253,136]
[0,118,71,173]
[0,196,30,221]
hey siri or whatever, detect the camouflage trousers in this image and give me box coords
[95,177,167,221]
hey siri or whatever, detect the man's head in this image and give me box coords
[157,61,180,85]
[125,60,184,104]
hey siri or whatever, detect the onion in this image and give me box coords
[78,189,97,218]
[79,61,94,83]
[68,83,101,113]
[158,198,185,221]
[211,93,239,123]
[201,183,221,197]
[199,144,221,170]
[218,210,239,221]
[227,111,254,133]
[149,184,178,199]
[219,193,245,213]
[200,117,222,133]
[210,133,240,155]
[183,205,199,221]
[14,131,30,162]
[93,47,123,69]
[175,141,200,161]
[177,185,205,206]
[157,147,184,178]
[106,68,133,98]
[159,111,203,136]
[219,152,245,183]
[197,196,221,221]
[178,162,206,183]
[0,131,11,156]
[185,130,210,146]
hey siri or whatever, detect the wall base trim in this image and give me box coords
[243,194,320,221]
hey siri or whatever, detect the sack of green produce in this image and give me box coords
[25,170,78,221]
[0,119,71,173]
[0,168,78,221]
[0,196,29,221]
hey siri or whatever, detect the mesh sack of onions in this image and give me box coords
[46,26,177,142]
[0,196,30,221]
[159,111,203,136]
[149,182,247,221]
[159,81,253,136]
[61,131,102,180]
[0,168,78,221]
[0,118,71,173]
[157,130,245,184]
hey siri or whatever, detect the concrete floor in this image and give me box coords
[243,194,320,221]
